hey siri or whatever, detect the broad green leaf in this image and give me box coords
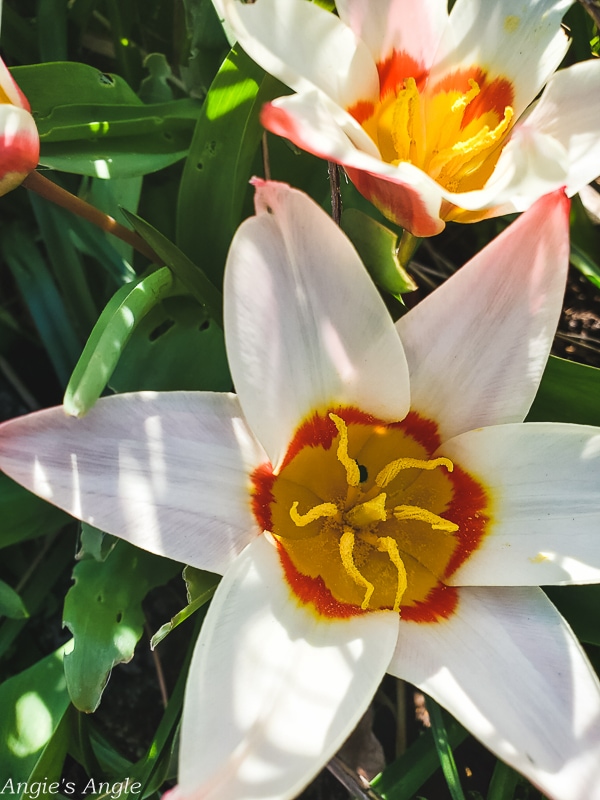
[77,523,118,563]
[121,208,224,327]
[0,642,71,784]
[19,709,71,800]
[427,697,467,800]
[63,541,180,712]
[0,475,69,550]
[38,0,68,61]
[177,46,283,284]
[151,566,219,648]
[85,175,144,263]
[63,267,174,417]
[0,580,29,620]
[486,760,520,800]
[527,356,600,426]
[372,711,469,799]
[109,295,230,393]
[341,209,418,299]
[139,53,176,104]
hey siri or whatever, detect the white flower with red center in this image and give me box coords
[0,57,39,196]
[213,0,600,236]
[1,182,600,800]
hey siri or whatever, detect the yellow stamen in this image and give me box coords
[329,413,360,487]
[392,77,420,162]
[394,504,459,532]
[290,500,339,527]
[346,493,387,528]
[340,527,374,610]
[375,537,408,613]
[376,456,454,488]
[451,78,480,113]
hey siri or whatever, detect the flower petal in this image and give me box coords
[440,423,600,586]
[433,0,571,117]
[0,392,266,573]
[262,94,446,236]
[397,190,570,441]
[510,59,600,198]
[389,586,600,800]
[213,0,378,108]
[224,181,411,468]
[176,534,400,800]
[335,0,448,71]
[0,104,39,196]
[0,57,31,109]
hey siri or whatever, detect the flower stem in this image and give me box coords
[328,161,342,226]
[397,230,422,269]
[22,171,161,264]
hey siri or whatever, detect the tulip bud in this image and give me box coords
[0,57,39,196]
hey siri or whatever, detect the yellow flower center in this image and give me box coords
[354,70,514,194]
[251,408,490,619]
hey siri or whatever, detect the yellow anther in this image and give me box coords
[329,413,360,487]
[451,78,480,113]
[392,77,420,161]
[340,528,374,610]
[451,105,513,157]
[375,456,454,488]
[394,504,459,533]
[375,537,408,613]
[346,493,388,528]
[290,500,339,527]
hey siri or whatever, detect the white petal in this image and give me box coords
[434,0,571,117]
[225,181,411,468]
[389,586,600,800]
[397,190,570,441]
[512,59,600,197]
[177,535,399,800]
[213,0,378,108]
[0,392,266,574]
[335,0,448,71]
[0,57,29,109]
[441,423,600,586]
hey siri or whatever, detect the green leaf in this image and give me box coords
[486,760,520,800]
[527,356,600,426]
[0,643,71,785]
[176,46,283,284]
[372,710,469,799]
[151,566,219,648]
[0,580,29,620]
[340,209,418,299]
[0,475,69,550]
[427,696,467,800]
[2,223,81,387]
[63,541,180,712]
[109,295,231,393]
[63,267,175,417]
[19,709,71,800]
[37,0,68,62]
[121,208,224,327]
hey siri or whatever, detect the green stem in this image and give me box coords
[397,230,422,269]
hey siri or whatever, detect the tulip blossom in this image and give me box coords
[1,182,600,800]
[0,56,39,196]
[213,0,600,237]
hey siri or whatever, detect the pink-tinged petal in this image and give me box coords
[213,0,378,108]
[440,423,600,586]
[335,0,448,73]
[224,181,411,469]
[0,392,266,574]
[389,586,600,800]
[397,190,570,441]
[511,59,600,198]
[433,0,571,118]
[262,95,446,236]
[0,105,39,196]
[177,535,399,800]
[0,58,30,109]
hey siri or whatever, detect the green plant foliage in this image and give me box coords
[527,356,600,426]
[151,566,220,648]
[0,581,28,620]
[176,47,284,283]
[341,208,418,299]
[63,541,180,712]
[0,476,69,550]
[0,643,71,785]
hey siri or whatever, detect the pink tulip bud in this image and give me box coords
[0,57,39,196]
